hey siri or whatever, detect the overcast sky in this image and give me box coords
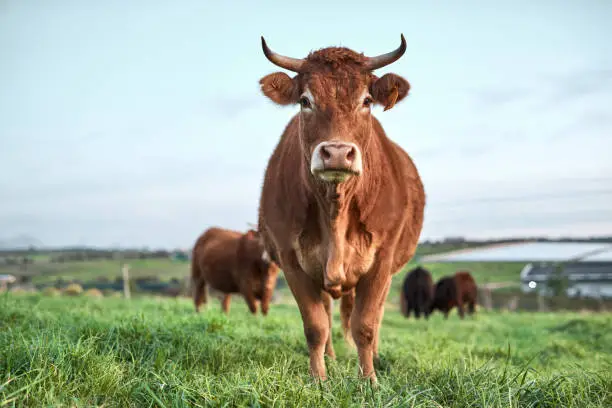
[1,0,611,248]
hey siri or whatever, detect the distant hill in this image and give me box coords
[0,234,43,250]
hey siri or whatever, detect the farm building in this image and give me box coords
[420,242,612,299]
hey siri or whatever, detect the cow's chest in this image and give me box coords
[292,232,377,286]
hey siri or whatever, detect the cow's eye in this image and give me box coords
[299,97,311,109]
[363,97,373,108]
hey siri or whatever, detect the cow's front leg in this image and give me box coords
[456,293,465,319]
[340,289,356,348]
[373,279,391,361]
[221,293,232,314]
[282,255,329,380]
[351,271,392,384]
[322,291,336,359]
[241,286,258,315]
[260,277,276,316]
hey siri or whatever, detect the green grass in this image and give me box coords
[1,294,610,407]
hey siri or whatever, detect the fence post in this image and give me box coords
[537,291,548,312]
[122,263,131,300]
[597,287,606,312]
[507,296,518,312]
[482,286,493,311]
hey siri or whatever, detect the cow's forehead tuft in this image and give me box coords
[306,47,367,66]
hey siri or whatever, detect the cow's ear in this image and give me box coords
[370,73,410,111]
[259,72,300,105]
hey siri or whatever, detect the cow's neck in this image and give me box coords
[311,180,358,289]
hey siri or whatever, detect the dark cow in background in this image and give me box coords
[191,227,279,315]
[400,265,434,319]
[257,34,425,383]
[430,271,478,319]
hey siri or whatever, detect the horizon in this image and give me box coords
[2,233,612,252]
[2,1,611,248]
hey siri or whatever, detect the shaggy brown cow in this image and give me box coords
[191,227,279,315]
[400,265,434,319]
[256,34,425,383]
[430,271,478,319]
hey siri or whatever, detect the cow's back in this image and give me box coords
[192,227,242,292]
[403,267,432,295]
[402,267,433,313]
[455,270,477,302]
[433,276,458,311]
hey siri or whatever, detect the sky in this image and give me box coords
[1,0,611,248]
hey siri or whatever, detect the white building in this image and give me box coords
[520,251,612,299]
[421,241,612,300]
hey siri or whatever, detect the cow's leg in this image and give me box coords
[351,272,392,384]
[399,291,408,317]
[260,295,271,316]
[243,291,258,315]
[414,304,421,319]
[372,279,391,362]
[322,291,336,359]
[260,281,275,317]
[457,300,465,319]
[340,289,356,348]
[221,293,231,314]
[468,300,476,316]
[282,256,329,380]
[443,309,449,319]
[193,278,207,313]
[239,283,258,315]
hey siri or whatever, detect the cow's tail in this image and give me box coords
[190,248,199,284]
[190,248,208,311]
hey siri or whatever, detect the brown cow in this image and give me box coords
[430,271,478,319]
[400,265,434,319]
[191,227,279,315]
[256,34,425,383]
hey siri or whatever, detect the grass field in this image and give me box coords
[0,259,190,285]
[1,294,610,407]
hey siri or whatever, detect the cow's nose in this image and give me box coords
[310,141,363,182]
[319,143,356,170]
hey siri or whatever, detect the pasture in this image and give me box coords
[2,293,610,407]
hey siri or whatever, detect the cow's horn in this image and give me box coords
[364,34,407,71]
[261,36,306,73]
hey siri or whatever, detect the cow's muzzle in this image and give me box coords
[310,141,363,183]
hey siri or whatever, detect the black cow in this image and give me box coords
[400,265,434,319]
